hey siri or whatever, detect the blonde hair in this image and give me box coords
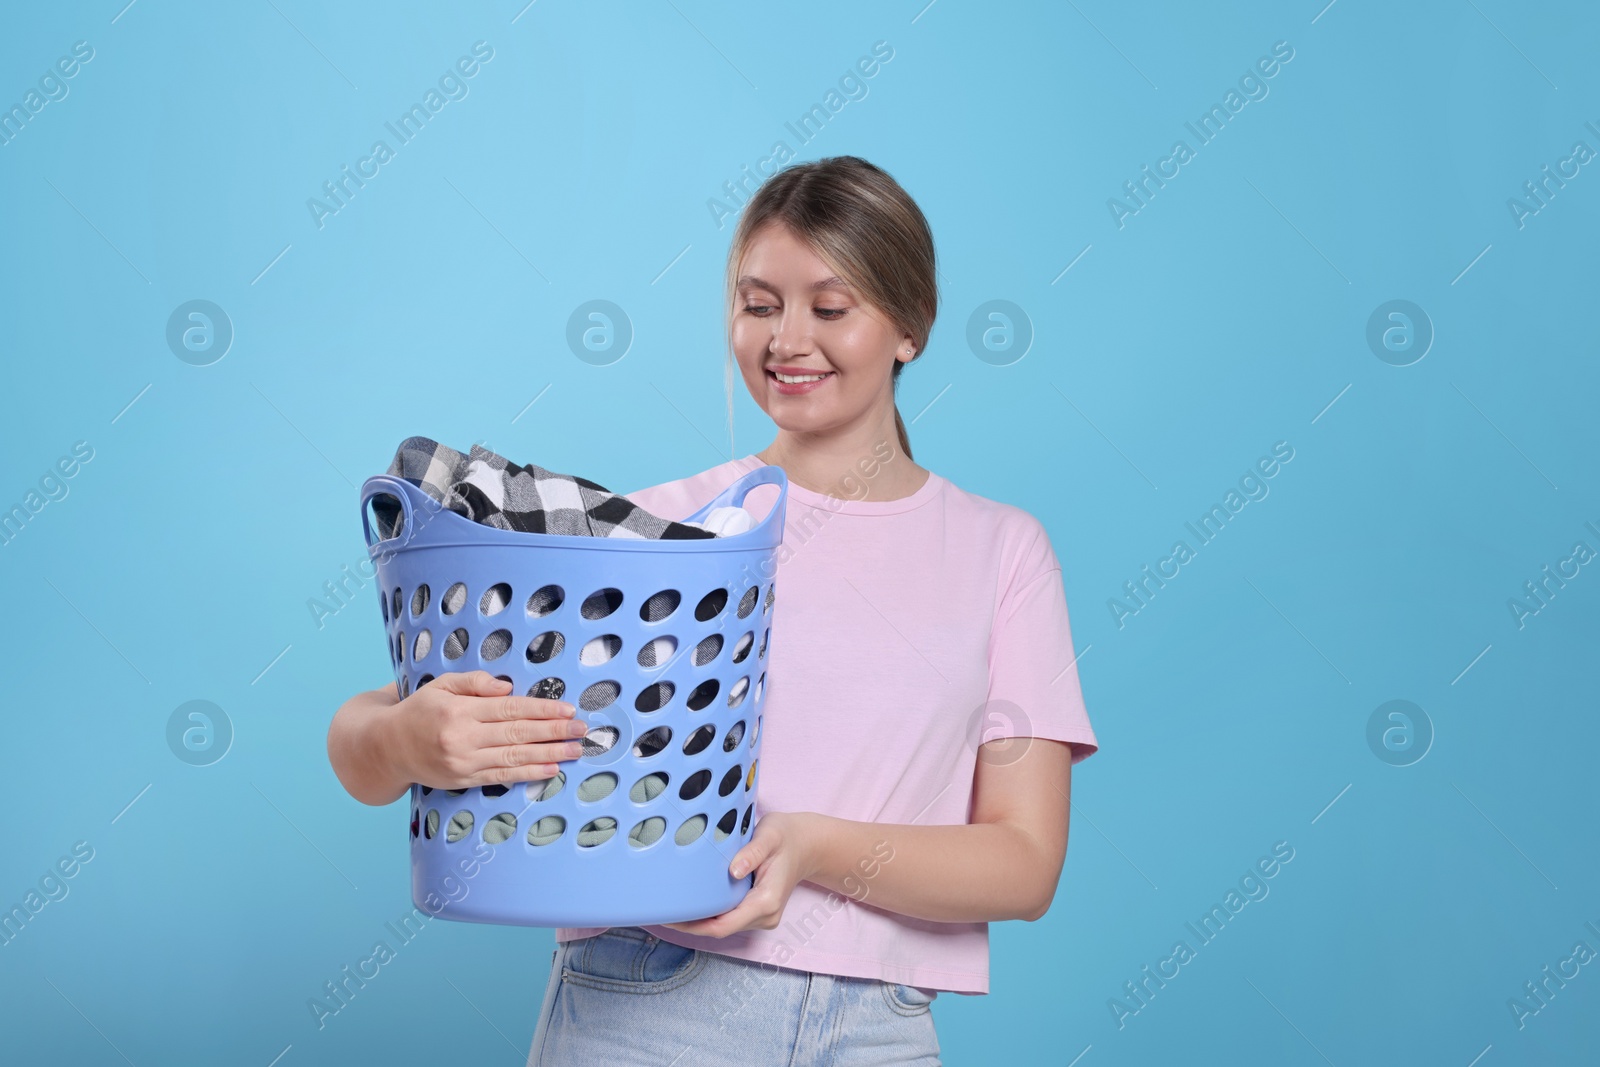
[723,156,938,460]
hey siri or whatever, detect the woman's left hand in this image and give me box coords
[660,811,821,938]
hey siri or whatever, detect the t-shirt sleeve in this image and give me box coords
[985,516,1099,764]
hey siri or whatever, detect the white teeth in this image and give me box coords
[773,371,828,383]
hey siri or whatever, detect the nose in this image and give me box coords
[769,308,813,359]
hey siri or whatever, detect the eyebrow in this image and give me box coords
[737,274,851,293]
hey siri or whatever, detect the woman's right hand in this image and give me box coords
[327,670,592,805]
[387,670,591,791]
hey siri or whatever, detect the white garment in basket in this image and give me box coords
[680,505,755,537]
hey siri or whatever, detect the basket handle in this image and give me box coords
[360,475,429,548]
[684,464,788,536]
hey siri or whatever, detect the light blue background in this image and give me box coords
[2,1,1597,1064]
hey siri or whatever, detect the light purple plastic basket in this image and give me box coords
[358,464,787,927]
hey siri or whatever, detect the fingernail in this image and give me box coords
[562,704,575,716]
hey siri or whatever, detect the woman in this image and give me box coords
[327,155,1099,1065]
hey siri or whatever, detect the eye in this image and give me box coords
[743,304,774,315]
[815,307,847,319]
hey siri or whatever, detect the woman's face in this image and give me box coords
[730,222,911,436]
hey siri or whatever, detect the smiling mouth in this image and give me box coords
[767,369,833,384]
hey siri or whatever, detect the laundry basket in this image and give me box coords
[357,463,786,928]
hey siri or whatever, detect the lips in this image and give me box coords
[766,368,834,395]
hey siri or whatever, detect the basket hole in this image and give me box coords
[737,586,759,619]
[637,636,677,669]
[527,771,565,803]
[754,672,764,705]
[494,675,513,689]
[686,679,719,712]
[635,681,674,713]
[444,788,467,797]
[674,814,707,846]
[634,726,672,759]
[732,632,754,664]
[483,812,517,844]
[380,588,390,625]
[481,629,513,661]
[746,759,758,791]
[528,677,565,700]
[679,769,711,801]
[727,676,749,709]
[682,724,716,757]
[764,583,775,615]
[528,814,566,846]
[580,634,622,666]
[392,587,402,622]
[420,786,432,796]
[400,676,412,699]
[759,629,769,659]
[693,634,723,666]
[741,803,754,835]
[578,772,617,802]
[412,630,432,661]
[722,720,745,752]
[580,588,624,620]
[527,584,564,617]
[446,810,474,843]
[410,807,419,838]
[718,764,743,797]
[579,680,620,711]
[694,588,728,622]
[640,589,681,622]
[581,726,619,757]
[482,784,509,798]
[441,582,468,616]
[480,583,512,617]
[630,772,669,804]
[417,673,435,689]
[411,585,430,617]
[392,632,403,665]
[424,809,439,839]
[526,632,565,664]
[577,817,618,848]
[443,628,471,660]
[629,816,667,849]
[714,808,738,841]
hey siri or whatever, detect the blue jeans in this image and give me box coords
[526,926,942,1066]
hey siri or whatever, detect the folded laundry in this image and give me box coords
[374,436,751,541]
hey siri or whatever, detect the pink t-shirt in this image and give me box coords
[557,453,1098,995]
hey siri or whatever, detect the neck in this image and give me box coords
[755,429,926,502]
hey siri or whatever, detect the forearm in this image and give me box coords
[327,685,411,807]
[800,813,1055,924]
